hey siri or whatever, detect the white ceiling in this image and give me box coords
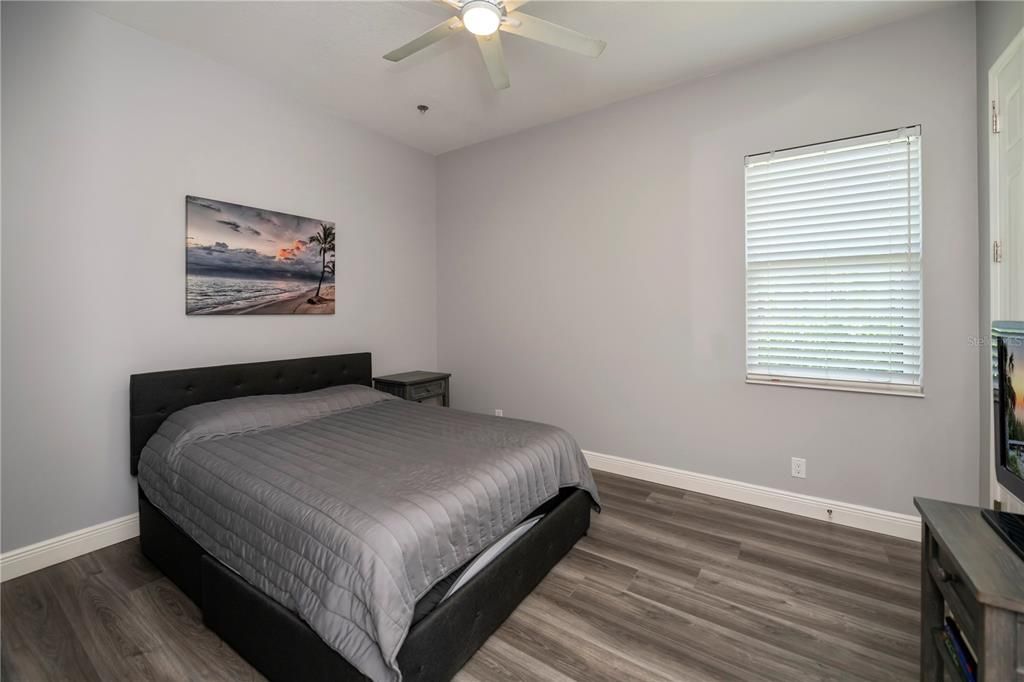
[90,1,941,155]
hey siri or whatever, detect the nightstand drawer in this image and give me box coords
[410,380,445,399]
[929,548,979,640]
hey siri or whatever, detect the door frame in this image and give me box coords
[988,25,1024,506]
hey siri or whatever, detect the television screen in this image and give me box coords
[995,322,1024,498]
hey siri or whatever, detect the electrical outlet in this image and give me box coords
[791,457,806,479]
[494,409,503,417]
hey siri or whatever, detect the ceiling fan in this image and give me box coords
[383,0,606,90]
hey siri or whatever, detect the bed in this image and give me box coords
[129,352,598,682]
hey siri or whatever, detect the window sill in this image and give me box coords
[745,377,924,398]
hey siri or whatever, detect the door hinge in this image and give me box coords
[993,100,1001,134]
[994,240,1003,263]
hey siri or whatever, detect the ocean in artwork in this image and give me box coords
[186,196,336,315]
[185,275,327,315]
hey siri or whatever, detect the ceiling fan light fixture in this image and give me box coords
[383,1,606,90]
[461,1,501,36]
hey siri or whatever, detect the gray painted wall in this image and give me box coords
[1,3,438,551]
[976,1,1024,509]
[437,5,979,516]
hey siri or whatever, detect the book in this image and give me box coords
[944,617,977,682]
[940,632,967,682]
[947,614,978,662]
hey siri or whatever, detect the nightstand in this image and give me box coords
[373,371,451,407]
[915,497,1024,681]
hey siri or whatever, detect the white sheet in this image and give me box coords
[441,514,544,601]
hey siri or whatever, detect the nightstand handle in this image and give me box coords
[933,563,957,584]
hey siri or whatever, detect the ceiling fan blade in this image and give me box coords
[476,32,510,90]
[384,16,463,62]
[501,12,605,58]
[503,0,529,11]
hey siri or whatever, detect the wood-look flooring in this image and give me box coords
[1,470,921,681]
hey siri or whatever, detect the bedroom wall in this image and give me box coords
[976,1,1024,512]
[1,2,438,552]
[436,4,979,516]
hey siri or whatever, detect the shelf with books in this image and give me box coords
[932,620,977,682]
[943,617,977,682]
[917,497,1024,682]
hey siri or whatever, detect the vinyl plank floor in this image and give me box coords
[1,470,920,681]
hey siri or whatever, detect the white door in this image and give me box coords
[991,29,1024,509]
[994,33,1024,319]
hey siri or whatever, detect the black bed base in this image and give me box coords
[139,488,591,682]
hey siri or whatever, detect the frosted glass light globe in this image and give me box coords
[462,1,501,36]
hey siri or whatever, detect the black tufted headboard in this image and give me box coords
[129,352,371,475]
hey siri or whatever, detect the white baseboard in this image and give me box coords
[1,513,140,582]
[583,450,921,542]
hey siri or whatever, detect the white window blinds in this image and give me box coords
[744,127,923,395]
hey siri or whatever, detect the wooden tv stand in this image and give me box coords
[915,497,1024,681]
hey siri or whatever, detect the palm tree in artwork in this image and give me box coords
[308,223,336,299]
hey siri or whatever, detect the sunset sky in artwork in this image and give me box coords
[1016,369,1024,419]
[186,196,334,282]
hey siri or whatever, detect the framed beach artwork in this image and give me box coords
[186,196,335,315]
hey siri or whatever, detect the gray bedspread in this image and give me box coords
[137,384,599,682]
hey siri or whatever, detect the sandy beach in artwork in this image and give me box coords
[237,285,335,315]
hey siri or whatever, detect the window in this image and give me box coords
[744,127,922,396]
